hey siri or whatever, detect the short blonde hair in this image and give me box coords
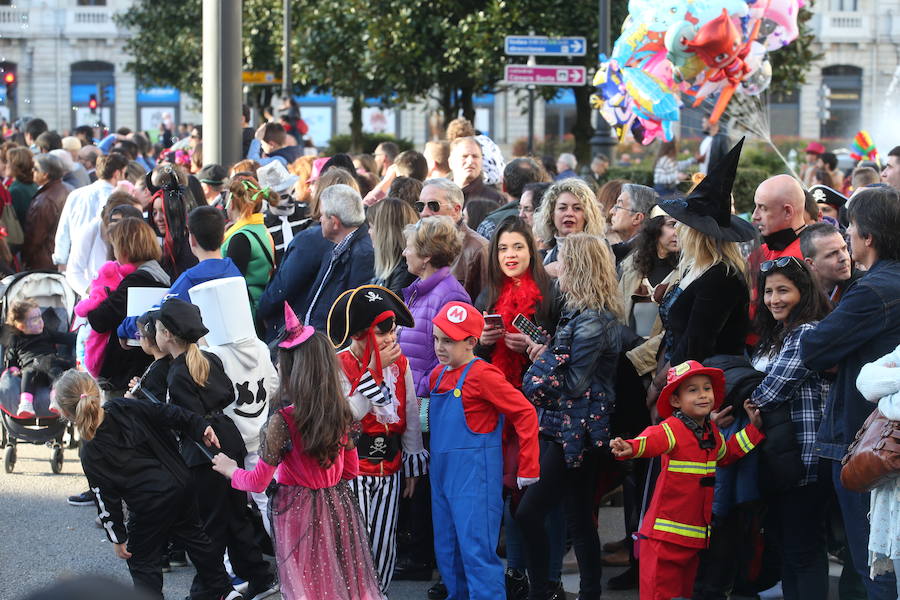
[559,233,624,319]
[109,217,161,264]
[403,216,463,269]
[533,178,607,243]
[311,168,360,220]
[446,117,476,141]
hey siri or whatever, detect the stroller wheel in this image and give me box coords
[50,446,63,474]
[4,445,15,473]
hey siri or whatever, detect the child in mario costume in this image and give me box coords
[327,284,428,594]
[610,361,764,600]
[428,301,539,600]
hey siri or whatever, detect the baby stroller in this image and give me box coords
[0,271,78,474]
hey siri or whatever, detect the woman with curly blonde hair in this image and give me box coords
[519,232,624,600]
[532,178,606,276]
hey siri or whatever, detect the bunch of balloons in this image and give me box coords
[590,0,801,144]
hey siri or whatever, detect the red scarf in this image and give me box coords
[491,271,542,388]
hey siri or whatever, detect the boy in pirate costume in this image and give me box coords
[610,361,765,600]
[327,284,428,594]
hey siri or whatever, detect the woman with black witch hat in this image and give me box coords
[657,138,757,368]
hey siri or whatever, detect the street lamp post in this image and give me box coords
[589,0,618,163]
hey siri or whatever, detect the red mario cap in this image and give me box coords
[657,360,726,420]
[432,301,484,341]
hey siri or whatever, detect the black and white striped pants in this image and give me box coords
[349,472,401,593]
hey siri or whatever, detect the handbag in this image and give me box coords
[840,408,900,493]
[0,201,23,247]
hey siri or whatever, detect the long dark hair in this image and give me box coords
[150,165,191,277]
[753,259,831,355]
[275,332,353,468]
[631,215,679,276]
[484,216,553,324]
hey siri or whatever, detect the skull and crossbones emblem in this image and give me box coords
[365,291,383,302]
[371,436,387,455]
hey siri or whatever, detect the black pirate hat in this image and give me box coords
[658,137,757,242]
[326,285,414,349]
[809,184,847,210]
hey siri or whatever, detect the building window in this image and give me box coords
[821,65,862,140]
[77,0,107,5]
[829,0,858,11]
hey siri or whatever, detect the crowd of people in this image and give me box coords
[4,109,900,600]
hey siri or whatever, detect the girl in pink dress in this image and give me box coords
[211,303,383,600]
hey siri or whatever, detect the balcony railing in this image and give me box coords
[812,11,875,43]
[0,7,121,38]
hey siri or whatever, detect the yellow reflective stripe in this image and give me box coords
[736,429,755,454]
[634,436,647,458]
[716,432,727,460]
[653,518,709,540]
[662,423,676,453]
[667,459,717,474]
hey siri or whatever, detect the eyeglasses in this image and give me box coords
[520,205,535,214]
[415,200,442,214]
[760,256,804,272]
[611,203,639,213]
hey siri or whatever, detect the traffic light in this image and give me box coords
[100,85,112,107]
[817,84,832,122]
[3,72,14,86]
[89,94,98,114]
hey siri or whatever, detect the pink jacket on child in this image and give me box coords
[75,261,136,377]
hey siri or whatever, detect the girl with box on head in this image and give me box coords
[154,298,277,600]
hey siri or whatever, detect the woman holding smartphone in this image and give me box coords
[474,216,565,600]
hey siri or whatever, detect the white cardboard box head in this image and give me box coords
[127,287,169,316]
[188,276,255,346]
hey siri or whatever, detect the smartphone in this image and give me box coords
[483,313,505,330]
[512,313,549,345]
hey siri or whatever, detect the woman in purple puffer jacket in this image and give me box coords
[398,216,471,397]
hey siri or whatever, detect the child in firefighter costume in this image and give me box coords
[610,361,765,600]
[327,284,428,593]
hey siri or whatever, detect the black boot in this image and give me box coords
[547,580,566,600]
[607,565,639,590]
[427,578,447,600]
[505,568,529,600]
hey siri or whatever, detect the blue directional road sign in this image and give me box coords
[504,35,587,57]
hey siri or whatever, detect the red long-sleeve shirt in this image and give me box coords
[429,359,540,478]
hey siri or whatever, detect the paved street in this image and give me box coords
[2,442,644,600]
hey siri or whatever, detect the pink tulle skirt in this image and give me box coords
[271,480,384,600]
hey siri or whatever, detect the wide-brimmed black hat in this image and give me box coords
[157,298,208,343]
[327,285,414,349]
[809,184,847,210]
[658,137,757,242]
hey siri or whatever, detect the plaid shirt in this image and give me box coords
[303,228,357,326]
[751,322,830,487]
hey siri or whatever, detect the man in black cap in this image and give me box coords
[197,164,227,210]
[809,184,847,224]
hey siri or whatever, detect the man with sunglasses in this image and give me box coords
[417,178,487,301]
[800,186,900,600]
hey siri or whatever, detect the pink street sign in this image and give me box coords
[504,65,586,86]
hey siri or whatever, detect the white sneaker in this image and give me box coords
[16,398,34,418]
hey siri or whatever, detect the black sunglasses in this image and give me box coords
[414,200,441,214]
[760,256,804,272]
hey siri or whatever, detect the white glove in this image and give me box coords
[517,477,539,489]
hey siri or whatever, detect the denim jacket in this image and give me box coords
[800,259,900,461]
[522,308,621,468]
